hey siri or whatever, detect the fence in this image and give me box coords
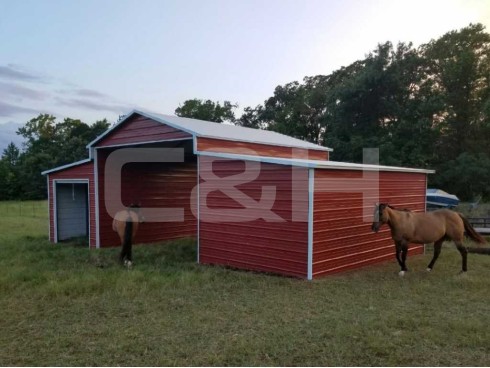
[468,217,490,228]
[0,200,48,218]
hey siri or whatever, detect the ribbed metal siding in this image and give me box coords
[56,183,88,241]
[197,137,329,160]
[95,114,192,147]
[313,170,426,277]
[198,156,309,277]
[97,149,197,247]
[48,161,96,247]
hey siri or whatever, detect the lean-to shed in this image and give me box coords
[43,110,433,279]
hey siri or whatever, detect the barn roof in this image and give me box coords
[87,109,332,152]
[197,151,435,174]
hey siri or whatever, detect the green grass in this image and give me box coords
[1,201,490,366]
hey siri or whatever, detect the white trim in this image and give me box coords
[53,179,90,244]
[197,154,200,264]
[53,180,57,243]
[86,109,332,152]
[47,175,51,242]
[195,150,436,174]
[307,168,314,280]
[85,110,139,148]
[95,137,193,150]
[94,149,100,249]
[53,179,89,184]
[41,158,92,175]
[192,134,198,154]
[86,109,196,148]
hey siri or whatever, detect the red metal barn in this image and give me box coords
[43,110,432,279]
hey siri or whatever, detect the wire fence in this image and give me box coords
[0,200,48,218]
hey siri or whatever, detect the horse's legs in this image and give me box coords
[120,243,127,263]
[455,241,468,272]
[395,241,404,270]
[395,241,409,275]
[427,239,443,271]
[400,241,409,272]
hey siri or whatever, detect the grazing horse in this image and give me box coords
[371,203,486,276]
[112,205,144,267]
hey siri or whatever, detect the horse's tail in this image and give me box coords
[120,216,133,262]
[458,213,486,244]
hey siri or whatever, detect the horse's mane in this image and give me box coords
[383,204,412,212]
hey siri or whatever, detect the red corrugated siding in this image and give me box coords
[313,170,426,277]
[199,156,309,277]
[48,161,96,247]
[95,114,192,147]
[197,137,329,160]
[97,149,197,247]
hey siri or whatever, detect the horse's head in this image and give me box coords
[371,203,390,232]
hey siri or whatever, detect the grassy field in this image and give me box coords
[1,201,490,366]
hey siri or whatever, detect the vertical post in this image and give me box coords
[307,168,314,281]
[94,149,100,248]
[197,155,200,263]
[47,175,50,240]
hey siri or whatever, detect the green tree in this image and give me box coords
[432,153,490,200]
[14,114,110,199]
[175,99,237,123]
[421,23,490,160]
[235,105,267,129]
[0,142,21,200]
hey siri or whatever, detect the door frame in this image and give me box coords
[53,179,90,245]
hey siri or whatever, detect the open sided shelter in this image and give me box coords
[43,110,433,279]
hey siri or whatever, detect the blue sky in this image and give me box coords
[0,0,489,129]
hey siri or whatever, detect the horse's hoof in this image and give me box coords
[398,270,406,277]
[426,268,432,272]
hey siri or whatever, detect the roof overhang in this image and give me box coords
[196,151,435,174]
[41,158,92,175]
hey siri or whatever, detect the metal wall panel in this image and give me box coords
[313,170,426,277]
[48,161,96,247]
[197,137,329,161]
[198,156,309,277]
[97,149,197,247]
[95,114,192,147]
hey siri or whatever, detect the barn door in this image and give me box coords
[56,183,89,241]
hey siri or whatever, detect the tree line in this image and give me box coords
[1,24,489,201]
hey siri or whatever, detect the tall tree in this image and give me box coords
[421,23,490,160]
[175,99,237,123]
[14,114,110,199]
[0,142,21,200]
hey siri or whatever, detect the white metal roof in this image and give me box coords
[42,145,434,176]
[196,151,435,174]
[41,158,92,175]
[87,109,332,152]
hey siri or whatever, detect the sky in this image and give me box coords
[0,0,489,130]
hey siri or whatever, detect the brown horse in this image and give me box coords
[371,203,486,276]
[112,205,144,267]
